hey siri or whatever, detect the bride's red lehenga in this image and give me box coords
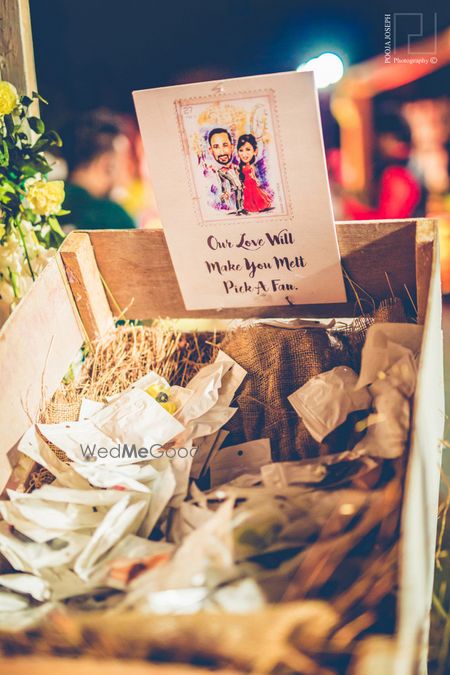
[242,164,272,212]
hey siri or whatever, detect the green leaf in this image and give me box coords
[0,182,14,199]
[0,141,9,167]
[28,117,45,134]
[45,130,63,147]
[4,115,15,135]
[32,91,48,105]
[48,216,65,238]
[21,155,52,176]
[56,208,70,216]
[63,363,75,384]
[38,227,51,246]
[9,269,19,298]
[31,137,50,153]
[32,130,62,153]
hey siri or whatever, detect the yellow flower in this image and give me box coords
[26,180,65,216]
[0,225,5,239]
[0,81,19,116]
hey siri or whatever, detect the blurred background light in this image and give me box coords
[297,52,344,88]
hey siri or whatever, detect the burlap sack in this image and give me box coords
[27,400,81,490]
[220,325,349,461]
[221,298,407,462]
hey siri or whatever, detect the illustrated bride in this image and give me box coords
[236,133,272,213]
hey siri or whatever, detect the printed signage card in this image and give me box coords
[133,71,346,310]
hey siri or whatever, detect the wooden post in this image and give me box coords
[0,0,40,490]
[0,0,37,94]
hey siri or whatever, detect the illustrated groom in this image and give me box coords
[208,128,245,214]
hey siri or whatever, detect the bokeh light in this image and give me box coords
[297,52,344,89]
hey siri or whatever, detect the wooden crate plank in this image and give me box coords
[60,232,114,342]
[0,258,84,493]
[87,220,417,320]
[396,220,445,673]
[415,219,437,325]
[0,657,236,674]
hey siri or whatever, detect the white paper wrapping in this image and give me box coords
[91,388,185,450]
[288,366,371,442]
[210,438,272,487]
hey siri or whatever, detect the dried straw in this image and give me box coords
[27,322,222,490]
[10,308,407,670]
[43,321,222,413]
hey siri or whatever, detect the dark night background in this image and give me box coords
[29,0,450,128]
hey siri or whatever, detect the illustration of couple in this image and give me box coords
[208,128,273,215]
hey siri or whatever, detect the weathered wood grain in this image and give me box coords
[0,657,235,674]
[415,219,437,325]
[60,232,114,342]
[0,258,84,493]
[398,220,444,674]
[0,0,37,95]
[85,220,418,321]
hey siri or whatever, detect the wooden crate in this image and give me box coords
[0,219,444,674]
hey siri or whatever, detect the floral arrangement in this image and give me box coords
[0,80,66,316]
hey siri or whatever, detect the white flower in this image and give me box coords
[0,279,15,304]
[0,228,56,308]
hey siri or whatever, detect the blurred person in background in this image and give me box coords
[59,110,136,230]
[117,116,162,229]
[343,111,425,220]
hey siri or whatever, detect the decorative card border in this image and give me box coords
[174,88,293,227]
